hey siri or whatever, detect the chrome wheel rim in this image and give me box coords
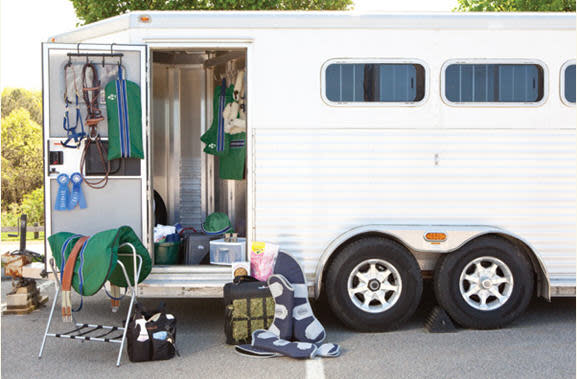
[347,259,402,314]
[459,256,514,311]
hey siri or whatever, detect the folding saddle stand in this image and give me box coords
[38,242,142,366]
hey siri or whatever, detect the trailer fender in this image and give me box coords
[314,225,550,300]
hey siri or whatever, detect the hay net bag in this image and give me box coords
[48,225,152,296]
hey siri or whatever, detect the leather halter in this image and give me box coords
[82,62,105,131]
[81,62,110,189]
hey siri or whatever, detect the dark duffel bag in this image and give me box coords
[126,302,177,362]
[223,276,274,345]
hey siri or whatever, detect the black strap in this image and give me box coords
[233,275,259,285]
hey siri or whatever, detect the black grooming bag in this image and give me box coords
[126,302,177,362]
[223,276,274,345]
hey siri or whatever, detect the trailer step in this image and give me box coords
[138,266,233,298]
[151,265,232,274]
[550,278,576,297]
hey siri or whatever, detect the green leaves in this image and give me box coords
[70,0,353,24]
[1,88,42,125]
[1,107,43,218]
[455,0,576,12]
[1,88,44,226]
[2,188,44,227]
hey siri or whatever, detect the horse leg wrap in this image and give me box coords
[267,274,293,340]
[273,252,325,344]
[316,343,341,358]
[235,340,341,359]
[252,330,317,359]
[292,284,325,344]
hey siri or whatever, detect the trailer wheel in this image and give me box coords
[325,237,423,332]
[434,236,533,329]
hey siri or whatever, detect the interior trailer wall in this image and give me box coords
[152,60,206,229]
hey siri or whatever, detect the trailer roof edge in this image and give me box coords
[48,11,576,43]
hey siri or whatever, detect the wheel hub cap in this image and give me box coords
[347,259,402,314]
[459,256,514,311]
[368,279,381,291]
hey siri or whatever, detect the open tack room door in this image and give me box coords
[42,43,150,264]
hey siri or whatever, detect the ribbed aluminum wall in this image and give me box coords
[254,128,576,281]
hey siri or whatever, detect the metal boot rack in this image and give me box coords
[38,242,142,366]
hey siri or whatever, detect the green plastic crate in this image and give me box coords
[154,241,181,265]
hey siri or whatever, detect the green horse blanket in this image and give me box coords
[48,226,152,296]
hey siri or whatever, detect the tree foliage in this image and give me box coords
[2,188,44,227]
[1,88,42,125]
[71,0,353,24]
[455,0,576,12]
[1,108,43,212]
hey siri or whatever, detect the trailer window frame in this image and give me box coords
[441,59,549,107]
[560,60,576,107]
[321,58,429,107]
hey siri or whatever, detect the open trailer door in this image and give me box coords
[42,43,150,265]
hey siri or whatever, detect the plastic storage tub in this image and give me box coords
[154,241,181,265]
[182,233,218,265]
[210,238,246,265]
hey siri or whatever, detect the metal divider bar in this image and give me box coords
[46,333,124,343]
[73,323,124,330]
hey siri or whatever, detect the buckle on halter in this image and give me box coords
[86,116,104,126]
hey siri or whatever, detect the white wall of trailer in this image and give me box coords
[50,12,576,294]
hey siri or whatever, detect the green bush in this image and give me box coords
[1,108,43,210]
[1,188,44,227]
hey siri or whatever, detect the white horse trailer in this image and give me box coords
[43,11,576,331]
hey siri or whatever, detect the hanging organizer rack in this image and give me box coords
[66,43,124,66]
[66,53,124,67]
[38,242,142,367]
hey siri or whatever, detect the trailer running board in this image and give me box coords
[550,278,576,297]
[138,265,232,298]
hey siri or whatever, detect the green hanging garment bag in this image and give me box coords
[105,65,144,160]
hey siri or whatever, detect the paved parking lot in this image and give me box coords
[1,279,575,379]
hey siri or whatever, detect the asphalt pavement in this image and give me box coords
[1,279,575,379]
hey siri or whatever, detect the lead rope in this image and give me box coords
[80,61,110,189]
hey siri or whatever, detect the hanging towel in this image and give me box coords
[201,81,235,157]
[219,132,246,180]
[105,65,144,160]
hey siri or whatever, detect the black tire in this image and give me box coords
[434,235,534,329]
[325,237,423,332]
[153,190,167,226]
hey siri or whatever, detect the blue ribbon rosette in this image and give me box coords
[68,172,87,210]
[55,174,71,211]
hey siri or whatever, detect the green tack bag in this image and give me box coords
[105,65,144,160]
